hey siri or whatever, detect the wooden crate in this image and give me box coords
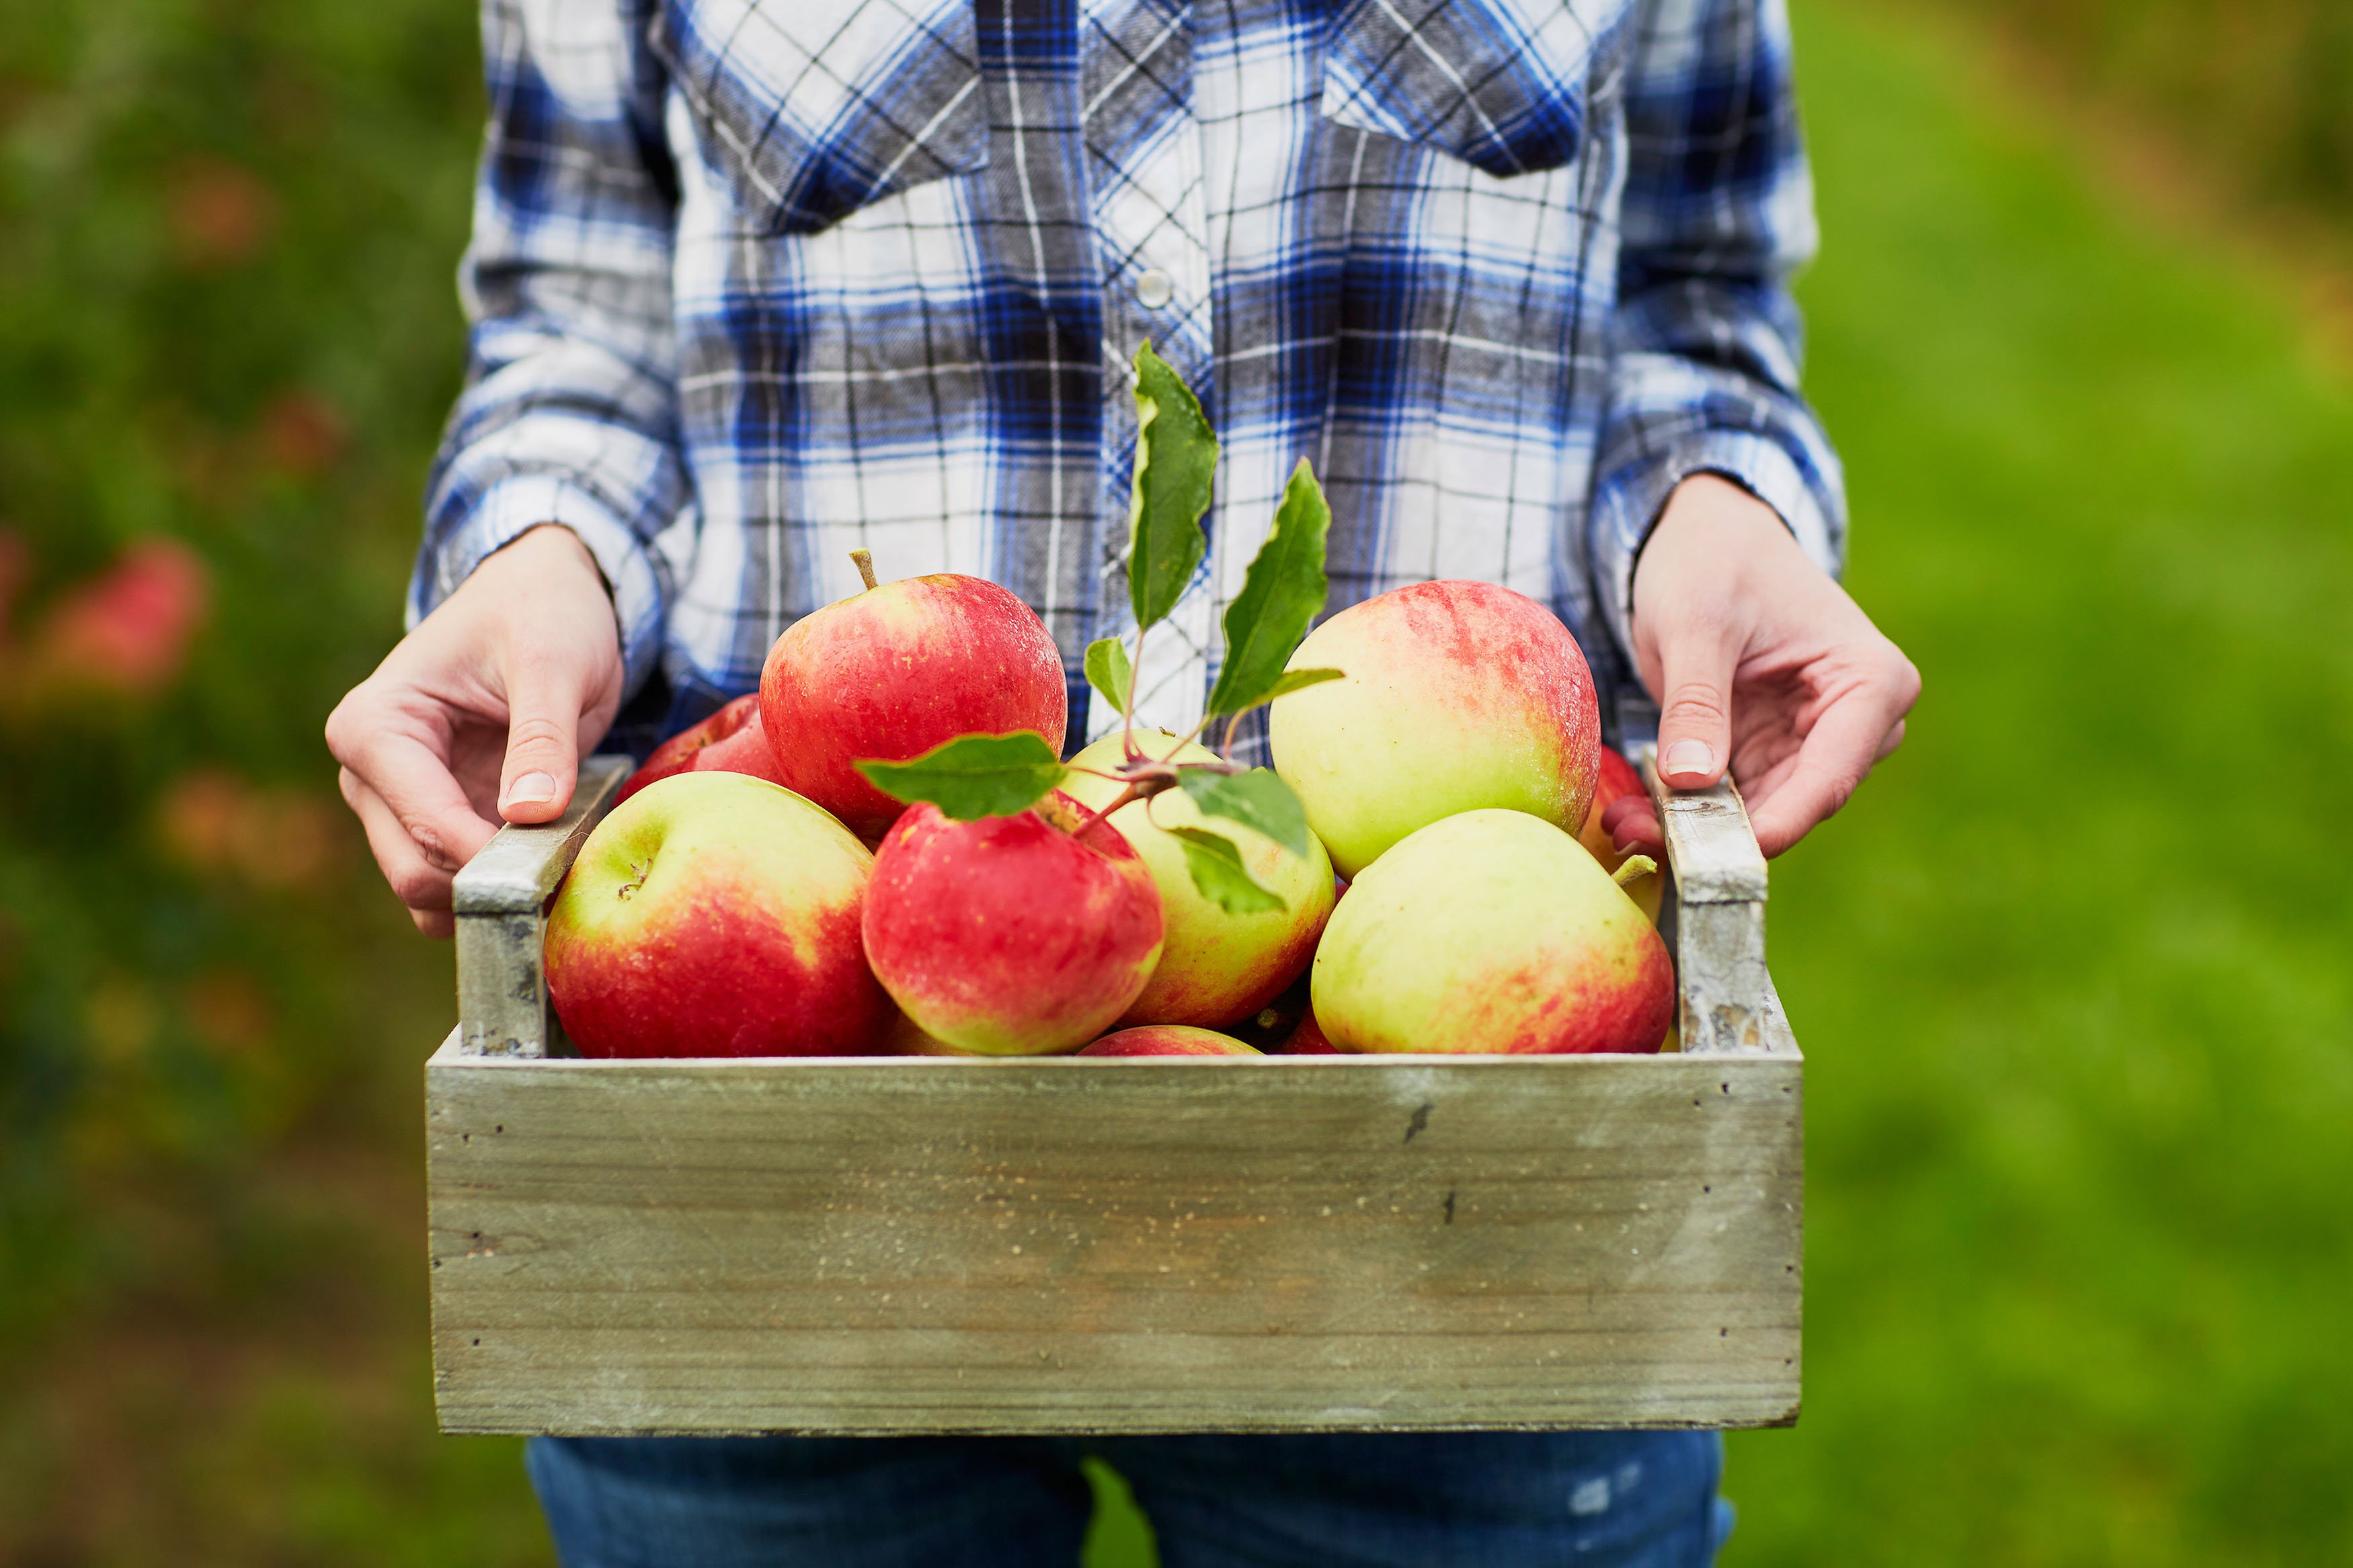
[429,753,1800,1436]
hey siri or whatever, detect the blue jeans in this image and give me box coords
[528,1431,1732,1567]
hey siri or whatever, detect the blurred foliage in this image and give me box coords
[0,0,551,1558]
[3,0,2348,1562]
[1934,0,2353,217]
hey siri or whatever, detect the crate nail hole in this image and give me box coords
[1720,1328,1728,1337]
[494,1125,504,1134]
[473,1338,481,1347]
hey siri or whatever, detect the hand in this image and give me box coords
[325,525,625,937]
[1605,474,1919,859]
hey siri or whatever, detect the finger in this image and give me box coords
[413,908,455,940]
[340,769,459,925]
[1651,624,1740,790]
[1746,675,1915,858]
[496,653,589,825]
[329,693,503,872]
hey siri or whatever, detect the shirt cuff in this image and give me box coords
[1591,429,1841,662]
[409,474,667,698]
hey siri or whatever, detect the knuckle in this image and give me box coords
[504,712,574,757]
[1661,681,1730,729]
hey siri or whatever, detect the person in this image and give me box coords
[328,1,1918,1562]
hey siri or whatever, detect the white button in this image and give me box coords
[1134,268,1174,309]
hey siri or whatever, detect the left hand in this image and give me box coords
[1604,473,1921,859]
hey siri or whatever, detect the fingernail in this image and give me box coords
[1662,740,1715,780]
[504,771,557,806]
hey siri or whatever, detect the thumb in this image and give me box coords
[1652,625,1738,790]
[497,659,587,823]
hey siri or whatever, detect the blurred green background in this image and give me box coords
[1,1,2347,1563]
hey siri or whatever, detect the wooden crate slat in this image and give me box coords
[427,1048,1800,1434]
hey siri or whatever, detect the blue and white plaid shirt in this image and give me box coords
[415,0,1845,753]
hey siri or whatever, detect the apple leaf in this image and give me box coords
[1084,635,1133,716]
[1258,667,1345,703]
[1175,767,1312,860]
[854,731,1065,821]
[1127,341,1216,633]
[1205,457,1331,716]
[1166,826,1289,915]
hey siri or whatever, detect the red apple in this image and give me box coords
[1079,1026,1259,1057]
[615,694,792,805]
[862,794,1163,1056]
[1277,1007,1341,1054]
[1269,580,1599,877]
[545,772,893,1057]
[1313,809,1671,1055]
[1574,745,1663,923]
[760,564,1066,841]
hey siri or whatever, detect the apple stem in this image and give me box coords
[850,548,879,591]
[1072,780,1148,839]
[1611,854,1659,889]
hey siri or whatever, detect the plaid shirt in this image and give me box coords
[416,0,1845,753]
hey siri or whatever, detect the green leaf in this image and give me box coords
[1205,457,1332,716]
[1259,667,1345,702]
[1166,827,1289,915]
[1175,768,1312,859]
[1084,635,1133,716]
[1127,341,1217,632]
[854,731,1065,821]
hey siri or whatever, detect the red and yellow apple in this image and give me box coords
[1575,745,1663,923]
[545,772,893,1057]
[1277,1007,1339,1054]
[1078,1025,1260,1057]
[1060,731,1334,1028]
[1312,808,1671,1055]
[760,569,1066,841]
[1269,581,1600,877]
[615,694,790,805]
[861,794,1164,1056]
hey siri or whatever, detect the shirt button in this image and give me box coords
[1134,268,1174,309]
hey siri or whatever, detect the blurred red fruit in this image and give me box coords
[167,159,279,267]
[40,539,210,693]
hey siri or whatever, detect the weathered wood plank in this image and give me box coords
[426,1044,1802,1434]
[452,755,630,1057]
[1636,747,1774,1057]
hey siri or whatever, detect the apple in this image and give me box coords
[1277,1007,1340,1054]
[760,561,1066,841]
[1079,1026,1259,1057]
[1060,731,1334,1028]
[614,694,790,805]
[862,792,1164,1056]
[1312,808,1671,1055]
[545,772,893,1057]
[1575,745,1663,923]
[1268,580,1600,878]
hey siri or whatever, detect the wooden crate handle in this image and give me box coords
[451,754,631,1057]
[1634,745,1780,1056]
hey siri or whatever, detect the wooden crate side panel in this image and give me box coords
[427,1057,1801,1434]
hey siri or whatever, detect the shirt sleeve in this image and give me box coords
[412,0,686,698]
[1589,0,1846,663]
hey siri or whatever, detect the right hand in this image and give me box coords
[325,525,624,938]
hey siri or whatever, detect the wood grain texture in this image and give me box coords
[1637,747,1773,1057]
[427,1039,1802,1435]
[452,755,629,1057]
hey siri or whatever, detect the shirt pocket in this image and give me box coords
[651,0,989,236]
[1318,0,1633,177]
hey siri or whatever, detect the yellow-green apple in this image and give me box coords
[545,772,893,1057]
[862,793,1163,1055]
[1078,1026,1260,1057]
[1269,580,1599,877]
[1575,745,1663,923]
[1061,730,1334,1028]
[760,563,1066,841]
[1313,809,1671,1055]
[615,694,789,805]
